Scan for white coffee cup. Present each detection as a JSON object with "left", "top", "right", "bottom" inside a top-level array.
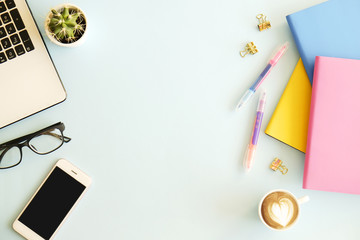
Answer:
[{"left": 258, "top": 189, "right": 309, "bottom": 231}]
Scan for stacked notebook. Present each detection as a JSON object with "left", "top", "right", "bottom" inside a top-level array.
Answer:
[
  {"left": 265, "top": 58, "right": 311, "bottom": 153},
  {"left": 304, "top": 56, "right": 360, "bottom": 194},
  {"left": 266, "top": 0, "right": 360, "bottom": 194},
  {"left": 267, "top": 0, "right": 360, "bottom": 153}
]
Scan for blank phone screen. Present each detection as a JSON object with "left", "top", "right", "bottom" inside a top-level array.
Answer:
[{"left": 18, "top": 167, "right": 86, "bottom": 240}]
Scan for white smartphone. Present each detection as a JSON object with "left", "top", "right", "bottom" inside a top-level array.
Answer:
[{"left": 13, "top": 159, "right": 92, "bottom": 240}]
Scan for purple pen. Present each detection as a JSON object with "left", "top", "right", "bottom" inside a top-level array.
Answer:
[{"left": 244, "top": 90, "right": 266, "bottom": 172}]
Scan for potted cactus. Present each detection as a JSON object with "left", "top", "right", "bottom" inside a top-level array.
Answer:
[{"left": 44, "top": 4, "right": 87, "bottom": 47}]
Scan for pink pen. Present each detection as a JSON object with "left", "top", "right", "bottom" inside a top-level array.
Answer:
[
  {"left": 236, "top": 42, "right": 288, "bottom": 110},
  {"left": 244, "top": 91, "right": 266, "bottom": 172}
]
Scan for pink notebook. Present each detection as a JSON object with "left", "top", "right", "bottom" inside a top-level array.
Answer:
[{"left": 304, "top": 56, "right": 360, "bottom": 194}]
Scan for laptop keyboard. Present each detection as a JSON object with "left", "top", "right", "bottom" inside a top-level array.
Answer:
[{"left": 0, "top": 0, "right": 34, "bottom": 64}]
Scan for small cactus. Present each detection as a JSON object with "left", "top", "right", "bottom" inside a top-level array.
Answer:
[{"left": 48, "top": 6, "right": 85, "bottom": 43}]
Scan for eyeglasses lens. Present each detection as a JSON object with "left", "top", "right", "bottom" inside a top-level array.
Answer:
[
  {"left": 29, "top": 128, "right": 64, "bottom": 154},
  {"left": 0, "top": 146, "right": 21, "bottom": 169}
]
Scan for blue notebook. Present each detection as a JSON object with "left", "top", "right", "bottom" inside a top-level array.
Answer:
[{"left": 286, "top": 0, "right": 360, "bottom": 84}]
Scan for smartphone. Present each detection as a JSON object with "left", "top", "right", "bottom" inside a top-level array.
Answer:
[{"left": 13, "top": 159, "right": 92, "bottom": 240}]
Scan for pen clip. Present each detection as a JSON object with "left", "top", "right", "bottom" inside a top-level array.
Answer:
[
  {"left": 270, "top": 158, "right": 288, "bottom": 175},
  {"left": 240, "top": 42, "right": 258, "bottom": 57},
  {"left": 256, "top": 14, "right": 271, "bottom": 31}
]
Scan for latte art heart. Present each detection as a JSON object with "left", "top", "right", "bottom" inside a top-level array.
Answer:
[
  {"left": 268, "top": 198, "right": 294, "bottom": 227},
  {"left": 260, "top": 191, "right": 299, "bottom": 229}
]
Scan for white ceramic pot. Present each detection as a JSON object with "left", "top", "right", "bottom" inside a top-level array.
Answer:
[{"left": 44, "top": 4, "right": 87, "bottom": 47}]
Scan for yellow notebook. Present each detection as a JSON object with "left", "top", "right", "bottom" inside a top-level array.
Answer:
[{"left": 265, "top": 58, "right": 311, "bottom": 153}]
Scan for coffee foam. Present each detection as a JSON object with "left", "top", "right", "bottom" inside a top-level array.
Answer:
[{"left": 261, "top": 191, "right": 299, "bottom": 229}]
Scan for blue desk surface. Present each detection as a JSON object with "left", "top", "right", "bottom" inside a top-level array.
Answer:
[{"left": 3, "top": 0, "right": 358, "bottom": 239}]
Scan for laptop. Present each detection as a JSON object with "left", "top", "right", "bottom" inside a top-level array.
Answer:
[{"left": 0, "top": 0, "right": 66, "bottom": 128}]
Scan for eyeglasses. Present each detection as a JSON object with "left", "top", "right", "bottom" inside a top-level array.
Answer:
[{"left": 0, "top": 122, "right": 71, "bottom": 169}]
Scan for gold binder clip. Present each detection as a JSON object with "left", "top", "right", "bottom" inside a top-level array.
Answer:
[
  {"left": 270, "top": 158, "right": 288, "bottom": 175},
  {"left": 240, "top": 42, "right": 258, "bottom": 57},
  {"left": 257, "top": 14, "right": 271, "bottom": 31}
]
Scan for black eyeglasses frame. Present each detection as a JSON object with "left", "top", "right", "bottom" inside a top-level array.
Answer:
[{"left": 0, "top": 122, "right": 71, "bottom": 169}]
